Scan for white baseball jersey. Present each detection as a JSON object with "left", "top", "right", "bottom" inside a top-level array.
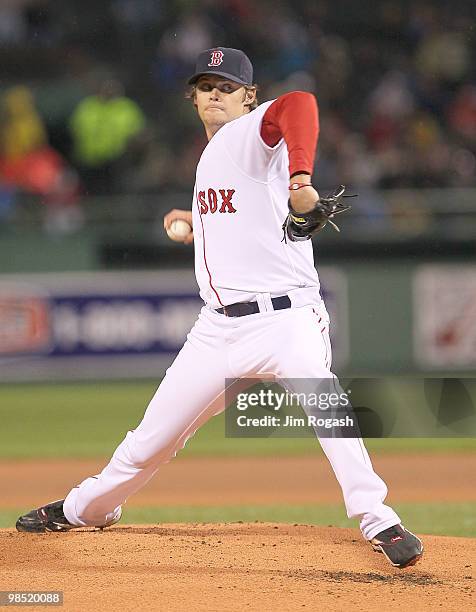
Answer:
[{"left": 192, "top": 100, "right": 321, "bottom": 308}]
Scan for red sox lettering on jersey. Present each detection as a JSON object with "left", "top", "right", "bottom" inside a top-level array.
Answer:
[{"left": 198, "top": 188, "right": 237, "bottom": 214}]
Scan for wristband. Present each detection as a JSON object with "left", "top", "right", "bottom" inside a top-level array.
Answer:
[{"left": 289, "top": 182, "right": 312, "bottom": 191}]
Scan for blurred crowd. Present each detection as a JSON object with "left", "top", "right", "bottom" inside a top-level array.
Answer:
[{"left": 0, "top": 0, "right": 474, "bottom": 231}]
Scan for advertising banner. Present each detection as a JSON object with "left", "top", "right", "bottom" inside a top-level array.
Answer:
[
  {"left": 0, "top": 269, "right": 348, "bottom": 381},
  {"left": 414, "top": 265, "right": 476, "bottom": 369}
]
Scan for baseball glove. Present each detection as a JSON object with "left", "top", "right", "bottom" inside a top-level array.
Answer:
[{"left": 282, "top": 184, "right": 355, "bottom": 242}]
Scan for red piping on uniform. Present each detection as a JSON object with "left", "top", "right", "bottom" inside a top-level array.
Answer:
[
  {"left": 313, "top": 308, "right": 330, "bottom": 369},
  {"left": 196, "top": 188, "right": 224, "bottom": 307}
]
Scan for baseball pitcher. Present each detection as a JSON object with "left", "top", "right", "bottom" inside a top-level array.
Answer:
[{"left": 17, "top": 48, "right": 423, "bottom": 569}]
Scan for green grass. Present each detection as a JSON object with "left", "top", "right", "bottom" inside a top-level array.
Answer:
[
  {"left": 3, "top": 503, "right": 475, "bottom": 537},
  {"left": 1, "top": 381, "right": 475, "bottom": 458}
]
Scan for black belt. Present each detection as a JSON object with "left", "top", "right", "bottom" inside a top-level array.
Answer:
[{"left": 216, "top": 295, "right": 292, "bottom": 317}]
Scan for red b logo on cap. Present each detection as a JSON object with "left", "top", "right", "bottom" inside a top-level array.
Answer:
[{"left": 208, "top": 50, "right": 224, "bottom": 67}]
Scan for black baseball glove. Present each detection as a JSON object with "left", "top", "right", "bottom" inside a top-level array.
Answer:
[{"left": 282, "top": 185, "right": 355, "bottom": 242}]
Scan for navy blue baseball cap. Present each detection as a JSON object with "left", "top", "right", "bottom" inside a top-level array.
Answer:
[{"left": 188, "top": 47, "right": 253, "bottom": 86}]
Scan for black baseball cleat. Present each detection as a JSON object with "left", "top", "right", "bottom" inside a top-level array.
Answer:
[
  {"left": 16, "top": 499, "right": 122, "bottom": 533},
  {"left": 370, "top": 524, "right": 423, "bottom": 568}
]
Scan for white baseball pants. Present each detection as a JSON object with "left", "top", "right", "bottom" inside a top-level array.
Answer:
[{"left": 63, "top": 295, "right": 400, "bottom": 540}]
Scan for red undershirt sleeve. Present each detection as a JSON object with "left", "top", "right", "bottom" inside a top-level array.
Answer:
[{"left": 260, "top": 91, "right": 319, "bottom": 177}]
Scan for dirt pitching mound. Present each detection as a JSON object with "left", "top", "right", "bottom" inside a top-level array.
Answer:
[{"left": 1, "top": 524, "right": 474, "bottom": 611}]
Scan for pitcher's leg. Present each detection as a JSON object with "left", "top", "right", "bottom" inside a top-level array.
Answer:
[
  {"left": 317, "top": 437, "right": 400, "bottom": 539},
  {"left": 64, "top": 318, "right": 229, "bottom": 526},
  {"left": 267, "top": 304, "right": 400, "bottom": 540}
]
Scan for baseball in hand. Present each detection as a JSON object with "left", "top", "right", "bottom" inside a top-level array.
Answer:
[{"left": 166, "top": 219, "right": 192, "bottom": 241}]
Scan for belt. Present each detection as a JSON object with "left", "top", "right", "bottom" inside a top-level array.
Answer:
[{"left": 215, "top": 295, "right": 292, "bottom": 317}]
